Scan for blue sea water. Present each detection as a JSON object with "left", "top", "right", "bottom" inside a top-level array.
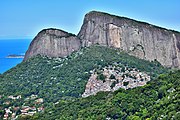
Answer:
[{"left": 0, "top": 39, "right": 32, "bottom": 74}]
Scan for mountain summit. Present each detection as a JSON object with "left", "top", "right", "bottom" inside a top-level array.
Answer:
[
  {"left": 24, "top": 28, "right": 81, "bottom": 61},
  {"left": 1, "top": 11, "right": 179, "bottom": 120},
  {"left": 24, "top": 11, "right": 180, "bottom": 68}
]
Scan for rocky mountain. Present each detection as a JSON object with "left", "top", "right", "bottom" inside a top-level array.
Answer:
[
  {"left": 24, "top": 11, "right": 180, "bottom": 68},
  {"left": 24, "top": 28, "right": 81, "bottom": 61},
  {"left": 1, "top": 11, "right": 179, "bottom": 120},
  {"left": 78, "top": 11, "right": 180, "bottom": 68}
]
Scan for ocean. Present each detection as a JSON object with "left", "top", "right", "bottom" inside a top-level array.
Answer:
[{"left": 0, "top": 39, "right": 32, "bottom": 74}]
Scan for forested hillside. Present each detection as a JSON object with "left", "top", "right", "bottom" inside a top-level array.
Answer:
[
  {"left": 0, "top": 46, "right": 168, "bottom": 119},
  {"left": 25, "top": 70, "right": 180, "bottom": 120}
]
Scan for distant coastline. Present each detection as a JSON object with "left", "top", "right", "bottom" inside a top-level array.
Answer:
[{"left": 6, "top": 54, "right": 24, "bottom": 59}]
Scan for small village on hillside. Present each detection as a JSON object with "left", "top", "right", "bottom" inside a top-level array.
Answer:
[
  {"left": 0, "top": 94, "right": 44, "bottom": 120},
  {"left": 82, "top": 62, "right": 151, "bottom": 97}
]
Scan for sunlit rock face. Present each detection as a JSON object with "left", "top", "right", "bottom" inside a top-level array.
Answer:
[
  {"left": 82, "top": 66, "right": 151, "bottom": 98},
  {"left": 78, "top": 11, "right": 180, "bottom": 68},
  {"left": 24, "top": 11, "right": 180, "bottom": 68},
  {"left": 24, "top": 28, "right": 81, "bottom": 61}
]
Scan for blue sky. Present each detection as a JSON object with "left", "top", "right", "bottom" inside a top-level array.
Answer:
[{"left": 0, "top": 0, "right": 180, "bottom": 39}]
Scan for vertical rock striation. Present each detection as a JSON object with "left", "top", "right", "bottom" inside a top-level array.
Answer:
[
  {"left": 24, "top": 11, "right": 180, "bottom": 68},
  {"left": 78, "top": 11, "right": 180, "bottom": 68},
  {"left": 24, "top": 28, "right": 81, "bottom": 61}
]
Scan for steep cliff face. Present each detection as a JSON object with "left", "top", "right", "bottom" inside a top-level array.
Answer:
[
  {"left": 24, "top": 28, "right": 81, "bottom": 61},
  {"left": 78, "top": 11, "right": 180, "bottom": 68},
  {"left": 24, "top": 11, "right": 180, "bottom": 68}
]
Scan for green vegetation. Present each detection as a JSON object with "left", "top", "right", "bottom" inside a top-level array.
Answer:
[
  {"left": 0, "top": 45, "right": 168, "bottom": 119},
  {"left": 123, "top": 81, "right": 129, "bottom": 86},
  {"left": 26, "top": 70, "right": 180, "bottom": 120},
  {"left": 110, "top": 74, "right": 116, "bottom": 79},
  {"left": 97, "top": 73, "right": 106, "bottom": 82},
  {"left": 110, "top": 81, "right": 116, "bottom": 89}
]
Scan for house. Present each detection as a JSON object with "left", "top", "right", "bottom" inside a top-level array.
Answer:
[
  {"left": 3, "top": 113, "right": 8, "bottom": 120},
  {"left": 11, "top": 113, "right": 16, "bottom": 119},
  {"left": 21, "top": 109, "right": 28, "bottom": 114},
  {"left": 30, "top": 106, "right": 36, "bottom": 111},
  {"left": 5, "top": 108, "right": 12, "bottom": 114},
  {"left": 38, "top": 107, "right": 44, "bottom": 112},
  {"left": 8, "top": 95, "right": 21, "bottom": 100},
  {"left": 13, "top": 107, "right": 20, "bottom": 111},
  {"left": 26, "top": 111, "right": 36, "bottom": 116},
  {"left": 35, "top": 98, "right": 43, "bottom": 104},
  {"left": 30, "top": 94, "right": 38, "bottom": 100}
]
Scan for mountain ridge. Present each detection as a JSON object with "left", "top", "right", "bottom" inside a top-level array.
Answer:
[
  {"left": 78, "top": 11, "right": 180, "bottom": 68},
  {"left": 24, "top": 11, "right": 180, "bottom": 68},
  {"left": 84, "top": 11, "right": 180, "bottom": 33},
  {"left": 1, "top": 11, "right": 179, "bottom": 120}
]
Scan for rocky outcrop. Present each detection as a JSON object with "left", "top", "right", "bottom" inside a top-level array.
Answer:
[
  {"left": 82, "top": 73, "right": 111, "bottom": 98},
  {"left": 24, "top": 11, "right": 180, "bottom": 68},
  {"left": 24, "top": 28, "right": 81, "bottom": 61},
  {"left": 82, "top": 65, "right": 150, "bottom": 97},
  {"left": 78, "top": 11, "right": 180, "bottom": 68}
]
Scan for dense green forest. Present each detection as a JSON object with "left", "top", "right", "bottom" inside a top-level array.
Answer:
[
  {"left": 24, "top": 70, "right": 180, "bottom": 120},
  {"left": 0, "top": 46, "right": 171, "bottom": 119}
]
